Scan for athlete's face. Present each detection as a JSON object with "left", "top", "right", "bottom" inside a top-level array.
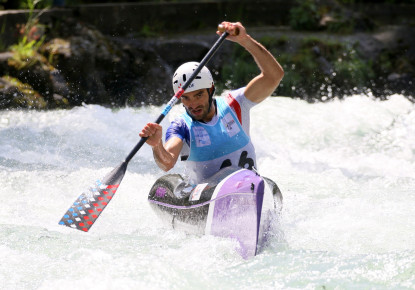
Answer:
[{"left": 181, "top": 88, "right": 214, "bottom": 122}]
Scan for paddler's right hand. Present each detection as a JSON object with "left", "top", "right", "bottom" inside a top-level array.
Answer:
[{"left": 139, "top": 123, "right": 163, "bottom": 147}]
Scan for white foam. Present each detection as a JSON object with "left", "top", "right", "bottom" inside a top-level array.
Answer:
[{"left": 1, "top": 94, "right": 415, "bottom": 288}]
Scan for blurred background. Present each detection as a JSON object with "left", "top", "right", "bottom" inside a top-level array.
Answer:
[{"left": 0, "top": 0, "right": 414, "bottom": 109}]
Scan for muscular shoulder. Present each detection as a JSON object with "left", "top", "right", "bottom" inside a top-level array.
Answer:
[
  {"left": 166, "top": 117, "right": 190, "bottom": 144},
  {"left": 227, "top": 87, "right": 257, "bottom": 110},
  {"left": 222, "top": 87, "right": 256, "bottom": 125}
]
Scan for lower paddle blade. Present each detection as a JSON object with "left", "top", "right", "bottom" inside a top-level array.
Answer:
[{"left": 58, "top": 162, "right": 128, "bottom": 232}]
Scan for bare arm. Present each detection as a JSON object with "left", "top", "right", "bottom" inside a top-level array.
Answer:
[
  {"left": 139, "top": 123, "right": 183, "bottom": 171},
  {"left": 218, "top": 22, "right": 284, "bottom": 103}
]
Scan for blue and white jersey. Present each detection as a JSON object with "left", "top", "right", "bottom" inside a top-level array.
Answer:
[{"left": 166, "top": 87, "right": 257, "bottom": 184}]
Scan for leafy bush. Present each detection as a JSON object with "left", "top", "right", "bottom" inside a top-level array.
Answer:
[
  {"left": 289, "top": 0, "right": 321, "bottom": 31},
  {"left": 8, "top": 0, "right": 48, "bottom": 69},
  {"left": 218, "top": 35, "right": 378, "bottom": 100},
  {"left": 8, "top": 35, "right": 45, "bottom": 69}
]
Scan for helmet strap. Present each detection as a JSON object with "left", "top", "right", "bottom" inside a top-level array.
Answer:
[{"left": 207, "top": 85, "right": 216, "bottom": 113}]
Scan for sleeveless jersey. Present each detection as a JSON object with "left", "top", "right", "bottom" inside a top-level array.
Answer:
[{"left": 180, "top": 97, "right": 256, "bottom": 184}]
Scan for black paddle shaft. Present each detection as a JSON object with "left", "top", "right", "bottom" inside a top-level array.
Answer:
[
  {"left": 124, "top": 31, "right": 229, "bottom": 164},
  {"left": 59, "top": 28, "right": 231, "bottom": 232}
]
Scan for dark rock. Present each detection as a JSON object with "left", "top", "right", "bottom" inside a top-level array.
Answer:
[
  {"left": 354, "top": 33, "right": 385, "bottom": 61},
  {"left": 387, "top": 73, "right": 414, "bottom": 94},
  {"left": 8, "top": 62, "right": 54, "bottom": 103},
  {"left": 0, "top": 76, "right": 47, "bottom": 109},
  {"left": 50, "top": 69, "right": 70, "bottom": 98},
  {"left": 0, "top": 52, "right": 14, "bottom": 74}
]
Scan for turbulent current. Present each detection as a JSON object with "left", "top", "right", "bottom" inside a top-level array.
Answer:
[{"left": 1, "top": 93, "right": 414, "bottom": 289}]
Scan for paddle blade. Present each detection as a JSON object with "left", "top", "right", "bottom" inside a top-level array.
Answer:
[{"left": 58, "top": 162, "right": 128, "bottom": 232}]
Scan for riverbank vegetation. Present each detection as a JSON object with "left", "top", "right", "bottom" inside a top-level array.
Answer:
[{"left": 0, "top": 0, "right": 414, "bottom": 109}]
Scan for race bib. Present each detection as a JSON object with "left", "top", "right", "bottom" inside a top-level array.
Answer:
[
  {"left": 193, "top": 126, "right": 211, "bottom": 147},
  {"left": 222, "top": 112, "right": 240, "bottom": 137}
]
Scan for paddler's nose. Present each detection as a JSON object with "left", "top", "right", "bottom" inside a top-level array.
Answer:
[{"left": 186, "top": 97, "right": 198, "bottom": 110}]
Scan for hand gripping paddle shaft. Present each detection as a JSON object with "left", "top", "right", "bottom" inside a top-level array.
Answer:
[{"left": 58, "top": 26, "right": 231, "bottom": 232}]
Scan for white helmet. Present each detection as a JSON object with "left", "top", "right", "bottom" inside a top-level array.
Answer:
[{"left": 172, "top": 62, "right": 214, "bottom": 94}]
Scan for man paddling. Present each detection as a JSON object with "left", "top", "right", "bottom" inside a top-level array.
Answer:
[{"left": 139, "top": 21, "right": 284, "bottom": 184}]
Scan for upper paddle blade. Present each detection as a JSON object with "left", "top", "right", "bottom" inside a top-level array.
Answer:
[{"left": 58, "top": 162, "right": 128, "bottom": 232}]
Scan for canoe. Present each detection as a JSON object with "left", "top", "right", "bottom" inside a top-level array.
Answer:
[{"left": 148, "top": 167, "right": 283, "bottom": 259}]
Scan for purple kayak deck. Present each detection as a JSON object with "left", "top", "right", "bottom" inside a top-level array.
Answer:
[
  {"left": 205, "top": 169, "right": 265, "bottom": 258},
  {"left": 148, "top": 168, "right": 274, "bottom": 259}
]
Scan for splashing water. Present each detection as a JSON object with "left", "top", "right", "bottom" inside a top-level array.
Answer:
[{"left": 1, "top": 94, "right": 414, "bottom": 289}]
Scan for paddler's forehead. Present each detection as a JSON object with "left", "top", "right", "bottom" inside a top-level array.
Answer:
[{"left": 181, "top": 89, "right": 206, "bottom": 100}]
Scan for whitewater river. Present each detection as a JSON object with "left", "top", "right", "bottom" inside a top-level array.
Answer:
[{"left": 1, "top": 93, "right": 414, "bottom": 289}]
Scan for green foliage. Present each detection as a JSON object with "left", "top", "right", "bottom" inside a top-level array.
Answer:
[
  {"left": 138, "top": 24, "right": 162, "bottom": 37},
  {"left": 289, "top": 0, "right": 321, "bottom": 31},
  {"left": 19, "top": 0, "right": 52, "bottom": 9},
  {"left": 0, "top": 20, "right": 6, "bottom": 52},
  {"left": 216, "top": 44, "right": 258, "bottom": 93},
  {"left": 289, "top": 0, "right": 376, "bottom": 34},
  {"left": 259, "top": 35, "right": 288, "bottom": 50},
  {"left": 217, "top": 35, "right": 291, "bottom": 94},
  {"left": 276, "top": 38, "right": 377, "bottom": 99},
  {"left": 326, "top": 18, "right": 355, "bottom": 34},
  {"left": 9, "top": 35, "right": 45, "bottom": 69},
  {"left": 217, "top": 35, "right": 378, "bottom": 100},
  {"left": 332, "top": 48, "right": 375, "bottom": 89},
  {"left": 337, "top": 0, "right": 415, "bottom": 3},
  {"left": 372, "top": 45, "right": 414, "bottom": 77},
  {"left": 336, "top": 0, "right": 356, "bottom": 3},
  {"left": 8, "top": 0, "right": 48, "bottom": 69}
]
